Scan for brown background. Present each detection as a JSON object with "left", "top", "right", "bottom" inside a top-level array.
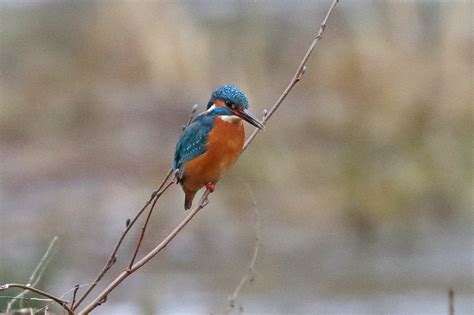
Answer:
[{"left": 1, "top": 1, "right": 472, "bottom": 314}]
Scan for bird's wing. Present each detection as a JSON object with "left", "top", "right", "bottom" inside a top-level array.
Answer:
[{"left": 173, "top": 114, "right": 214, "bottom": 182}]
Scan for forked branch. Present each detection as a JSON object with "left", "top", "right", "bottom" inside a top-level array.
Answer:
[
  {"left": 0, "top": 284, "right": 73, "bottom": 315},
  {"left": 73, "top": 104, "right": 200, "bottom": 310},
  {"left": 71, "top": 170, "right": 173, "bottom": 310},
  {"left": 225, "top": 186, "right": 261, "bottom": 314},
  {"left": 79, "top": 191, "right": 211, "bottom": 314}
]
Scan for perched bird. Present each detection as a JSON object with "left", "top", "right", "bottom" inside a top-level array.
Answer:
[{"left": 173, "top": 84, "right": 264, "bottom": 210}]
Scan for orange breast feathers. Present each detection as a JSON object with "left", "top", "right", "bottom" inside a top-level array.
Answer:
[{"left": 182, "top": 117, "right": 244, "bottom": 193}]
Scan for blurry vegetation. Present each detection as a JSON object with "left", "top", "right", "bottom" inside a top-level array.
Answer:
[{"left": 1, "top": 1, "right": 472, "bottom": 313}]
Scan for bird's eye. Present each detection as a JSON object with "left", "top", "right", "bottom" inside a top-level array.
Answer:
[{"left": 225, "top": 100, "right": 236, "bottom": 110}]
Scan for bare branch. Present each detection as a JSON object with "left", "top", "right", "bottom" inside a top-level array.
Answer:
[
  {"left": 7, "top": 236, "right": 58, "bottom": 313},
  {"left": 128, "top": 104, "right": 199, "bottom": 268},
  {"left": 79, "top": 190, "right": 211, "bottom": 314},
  {"left": 72, "top": 169, "right": 173, "bottom": 310},
  {"left": 70, "top": 284, "right": 80, "bottom": 310},
  {"left": 73, "top": 103, "right": 199, "bottom": 309},
  {"left": 0, "top": 296, "right": 53, "bottom": 302},
  {"left": 225, "top": 186, "right": 261, "bottom": 314},
  {"left": 448, "top": 288, "right": 455, "bottom": 315},
  {"left": 35, "top": 282, "right": 96, "bottom": 314},
  {"left": 128, "top": 179, "right": 175, "bottom": 269},
  {"left": 243, "top": 0, "right": 339, "bottom": 152},
  {"left": 183, "top": 104, "right": 199, "bottom": 130},
  {"left": 1, "top": 284, "right": 73, "bottom": 315}
]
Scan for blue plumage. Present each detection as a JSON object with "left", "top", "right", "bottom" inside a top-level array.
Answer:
[
  {"left": 173, "top": 106, "right": 237, "bottom": 180},
  {"left": 174, "top": 85, "right": 250, "bottom": 182},
  {"left": 173, "top": 84, "right": 263, "bottom": 209},
  {"left": 207, "top": 84, "right": 249, "bottom": 109},
  {"left": 173, "top": 113, "right": 213, "bottom": 182}
]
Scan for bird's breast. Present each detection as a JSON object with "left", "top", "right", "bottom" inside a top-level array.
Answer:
[
  {"left": 182, "top": 116, "right": 244, "bottom": 191},
  {"left": 206, "top": 116, "right": 244, "bottom": 172}
]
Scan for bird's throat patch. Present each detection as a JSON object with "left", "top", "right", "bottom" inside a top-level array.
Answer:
[{"left": 219, "top": 115, "right": 242, "bottom": 123}]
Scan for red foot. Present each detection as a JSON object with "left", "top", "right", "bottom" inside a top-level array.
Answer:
[{"left": 205, "top": 182, "right": 216, "bottom": 192}]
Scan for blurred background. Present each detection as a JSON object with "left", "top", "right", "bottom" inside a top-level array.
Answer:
[{"left": 1, "top": 1, "right": 472, "bottom": 314}]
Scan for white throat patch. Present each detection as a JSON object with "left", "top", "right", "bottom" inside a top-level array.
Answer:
[{"left": 219, "top": 115, "right": 242, "bottom": 123}]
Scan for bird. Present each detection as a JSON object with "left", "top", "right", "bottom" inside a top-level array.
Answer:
[{"left": 173, "top": 84, "right": 264, "bottom": 210}]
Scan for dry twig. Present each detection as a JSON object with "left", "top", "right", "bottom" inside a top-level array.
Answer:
[
  {"left": 225, "top": 186, "right": 261, "bottom": 314},
  {"left": 6, "top": 237, "right": 58, "bottom": 313},
  {"left": 243, "top": 0, "right": 339, "bottom": 152},
  {"left": 78, "top": 0, "right": 339, "bottom": 313},
  {"left": 71, "top": 169, "right": 173, "bottom": 309},
  {"left": 128, "top": 104, "right": 198, "bottom": 269},
  {"left": 35, "top": 283, "right": 96, "bottom": 314},
  {"left": 127, "top": 179, "right": 175, "bottom": 269},
  {"left": 79, "top": 191, "right": 211, "bottom": 314},
  {"left": 73, "top": 105, "right": 199, "bottom": 310},
  {"left": 448, "top": 288, "right": 455, "bottom": 315},
  {"left": 0, "top": 284, "right": 73, "bottom": 315},
  {"left": 70, "top": 284, "right": 80, "bottom": 310}
]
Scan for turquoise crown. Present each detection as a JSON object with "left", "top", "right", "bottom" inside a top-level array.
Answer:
[{"left": 207, "top": 84, "right": 249, "bottom": 109}]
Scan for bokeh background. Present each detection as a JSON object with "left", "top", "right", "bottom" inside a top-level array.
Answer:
[{"left": 1, "top": 1, "right": 472, "bottom": 314}]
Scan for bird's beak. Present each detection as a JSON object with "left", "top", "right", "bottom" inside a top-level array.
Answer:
[{"left": 235, "top": 108, "right": 265, "bottom": 129}]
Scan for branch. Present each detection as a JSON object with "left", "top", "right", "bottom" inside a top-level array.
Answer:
[
  {"left": 79, "top": 1, "right": 339, "bottom": 312},
  {"left": 79, "top": 191, "right": 211, "bottom": 314},
  {"left": 7, "top": 236, "right": 58, "bottom": 312},
  {"left": 0, "top": 284, "right": 73, "bottom": 315},
  {"left": 127, "top": 104, "right": 198, "bottom": 269},
  {"left": 35, "top": 282, "right": 96, "bottom": 314},
  {"left": 225, "top": 186, "right": 261, "bottom": 314},
  {"left": 448, "top": 288, "right": 454, "bottom": 315},
  {"left": 73, "top": 104, "right": 198, "bottom": 310},
  {"left": 127, "top": 179, "right": 175, "bottom": 269},
  {"left": 72, "top": 169, "right": 173, "bottom": 310},
  {"left": 243, "top": 0, "right": 339, "bottom": 152},
  {"left": 70, "top": 284, "right": 80, "bottom": 310}
]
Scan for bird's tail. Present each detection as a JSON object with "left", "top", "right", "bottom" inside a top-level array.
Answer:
[{"left": 184, "top": 191, "right": 197, "bottom": 210}]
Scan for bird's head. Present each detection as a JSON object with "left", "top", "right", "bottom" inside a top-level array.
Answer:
[{"left": 206, "top": 84, "right": 264, "bottom": 129}]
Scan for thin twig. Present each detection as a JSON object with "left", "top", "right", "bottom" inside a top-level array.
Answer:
[
  {"left": 72, "top": 169, "right": 173, "bottom": 310},
  {"left": 127, "top": 104, "right": 198, "bottom": 269},
  {"left": 79, "top": 1, "right": 339, "bottom": 312},
  {"left": 448, "top": 288, "right": 454, "bottom": 315},
  {"left": 7, "top": 236, "right": 58, "bottom": 312},
  {"left": 184, "top": 104, "right": 199, "bottom": 130},
  {"left": 127, "top": 180, "right": 175, "bottom": 269},
  {"left": 34, "top": 282, "right": 96, "bottom": 315},
  {"left": 73, "top": 104, "right": 198, "bottom": 310},
  {"left": 79, "top": 190, "right": 211, "bottom": 314},
  {"left": 0, "top": 284, "right": 73, "bottom": 315},
  {"left": 225, "top": 185, "right": 261, "bottom": 314},
  {"left": 243, "top": 0, "right": 339, "bottom": 152},
  {"left": 0, "top": 296, "right": 54, "bottom": 302},
  {"left": 70, "top": 284, "right": 80, "bottom": 310}
]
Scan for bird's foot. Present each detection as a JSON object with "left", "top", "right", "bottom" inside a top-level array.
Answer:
[{"left": 205, "top": 182, "right": 216, "bottom": 192}]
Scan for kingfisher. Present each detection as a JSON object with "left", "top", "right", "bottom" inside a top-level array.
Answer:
[{"left": 173, "top": 84, "right": 264, "bottom": 210}]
